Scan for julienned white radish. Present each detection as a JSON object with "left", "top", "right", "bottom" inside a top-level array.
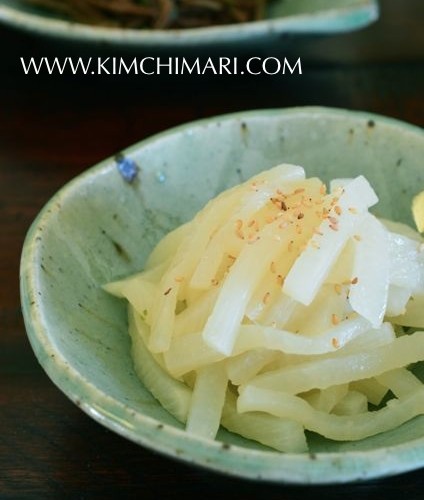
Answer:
[
  {"left": 348, "top": 213, "right": 389, "bottom": 327},
  {"left": 105, "top": 165, "right": 424, "bottom": 452},
  {"left": 282, "top": 175, "right": 378, "bottom": 306}
]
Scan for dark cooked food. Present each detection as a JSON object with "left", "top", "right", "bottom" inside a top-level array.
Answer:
[{"left": 25, "top": 0, "right": 268, "bottom": 29}]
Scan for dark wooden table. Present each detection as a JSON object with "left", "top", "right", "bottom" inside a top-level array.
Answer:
[{"left": 1, "top": 0, "right": 423, "bottom": 498}]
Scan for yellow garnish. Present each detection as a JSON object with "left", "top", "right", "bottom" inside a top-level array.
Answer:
[{"left": 412, "top": 190, "right": 424, "bottom": 233}]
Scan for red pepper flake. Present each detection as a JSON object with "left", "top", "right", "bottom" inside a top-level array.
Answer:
[
  {"left": 164, "top": 287, "right": 172, "bottom": 296},
  {"left": 351, "top": 277, "right": 359, "bottom": 285}
]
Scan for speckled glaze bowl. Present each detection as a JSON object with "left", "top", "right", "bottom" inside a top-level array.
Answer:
[
  {"left": 0, "top": 0, "right": 378, "bottom": 47},
  {"left": 20, "top": 107, "right": 424, "bottom": 484}
]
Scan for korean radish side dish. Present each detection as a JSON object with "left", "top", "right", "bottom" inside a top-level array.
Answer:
[{"left": 105, "top": 164, "right": 424, "bottom": 452}]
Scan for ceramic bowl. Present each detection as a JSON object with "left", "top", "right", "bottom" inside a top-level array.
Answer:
[
  {"left": 20, "top": 107, "right": 424, "bottom": 483},
  {"left": 0, "top": 0, "right": 378, "bottom": 47}
]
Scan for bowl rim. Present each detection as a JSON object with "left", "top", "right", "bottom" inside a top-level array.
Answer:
[
  {"left": 0, "top": 0, "right": 378, "bottom": 45},
  {"left": 20, "top": 106, "right": 424, "bottom": 484}
]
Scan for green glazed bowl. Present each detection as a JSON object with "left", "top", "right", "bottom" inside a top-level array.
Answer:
[
  {"left": 0, "top": 0, "right": 378, "bottom": 47},
  {"left": 20, "top": 107, "right": 424, "bottom": 484}
]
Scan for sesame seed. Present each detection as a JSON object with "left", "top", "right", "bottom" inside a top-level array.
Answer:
[{"left": 331, "top": 314, "right": 340, "bottom": 326}]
